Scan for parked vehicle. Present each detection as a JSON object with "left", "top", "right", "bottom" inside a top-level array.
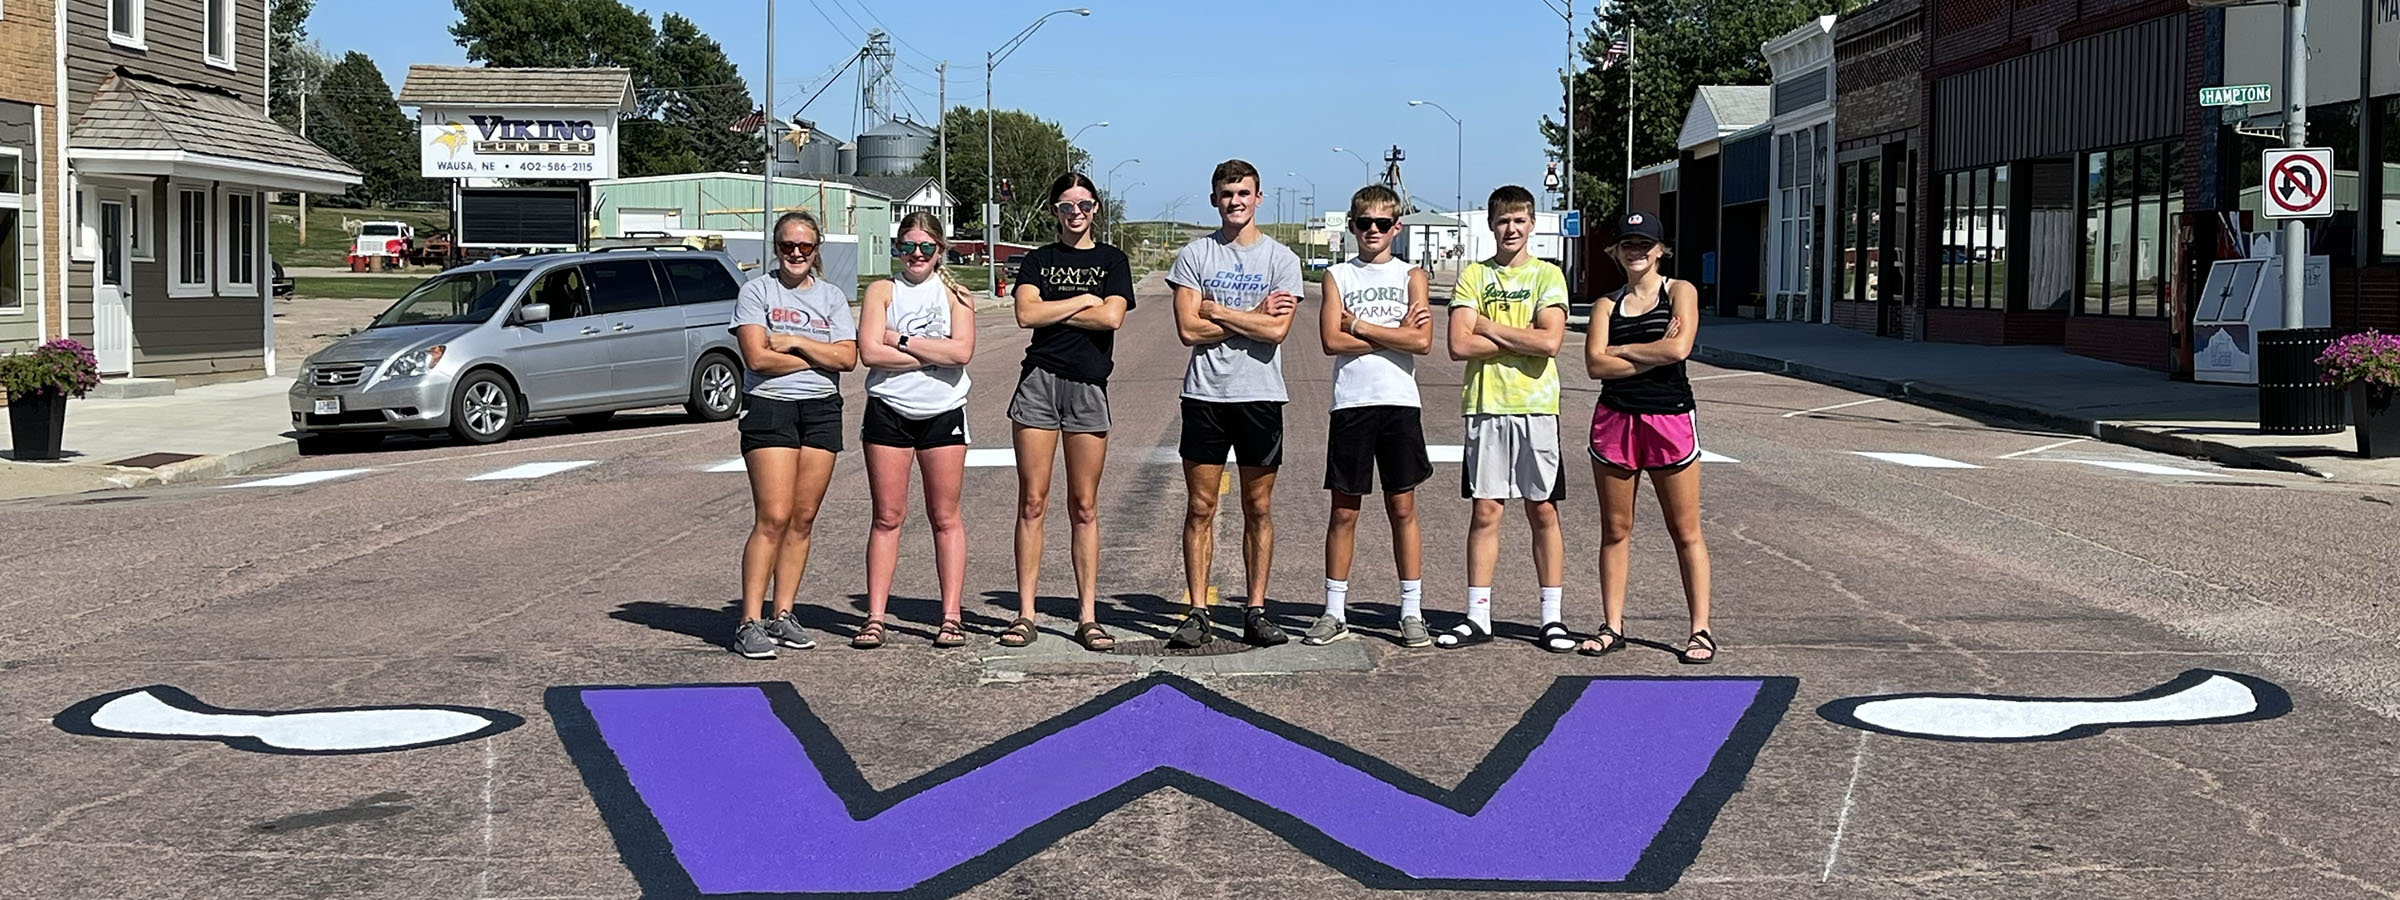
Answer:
[
  {"left": 271, "top": 258, "right": 294, "bottom": 297},
  {"left": 289, "top": 247, "right": 751, "bottom": 450},
  {"left": 349, "top": 221, "right": 417, "bottom": 272}
]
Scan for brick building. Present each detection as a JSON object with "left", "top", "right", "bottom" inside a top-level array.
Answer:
[
  {"left": 0, "top": 0, "right": 61, "bottom": 355},
  {"left": 1831, "top": 0, "right": 1923, "bottom": 339}
]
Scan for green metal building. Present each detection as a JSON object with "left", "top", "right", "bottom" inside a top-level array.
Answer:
[{"left": 592, "top": 172, "right": 895, "bottom": 277}]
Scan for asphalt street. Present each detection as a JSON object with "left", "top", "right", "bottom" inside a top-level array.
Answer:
[{"left": 4, "top": 272, "right": 2398, "bottom": 899}]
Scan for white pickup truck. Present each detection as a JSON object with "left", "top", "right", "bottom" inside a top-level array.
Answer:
[{"left": 349, "top": 221, "right": 416, "bottom": 270}]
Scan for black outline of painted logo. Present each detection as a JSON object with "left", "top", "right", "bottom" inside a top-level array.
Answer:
[
  {"left": 1815, "top": 669, "right": 2292, "bottom": 743},
  {"left": 53, "top": 685, "right": 524, "bottom": 756}
]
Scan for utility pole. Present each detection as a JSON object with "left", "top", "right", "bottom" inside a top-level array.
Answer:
[
  {"left": 762, "top": 0, "right": 776, "bottom": 271},
  {"left": 297, "top": 91, "right": 308, "bottom": 245},
  {"left": 2281, "top": 0, "right": 2308, "bottom": 329},
  {"left": 937, "top": 62, "right": 948, "bottom": 227}
]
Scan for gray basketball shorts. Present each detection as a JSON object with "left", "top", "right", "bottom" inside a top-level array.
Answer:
[{"left": 1008, "top": 367, "right": 1112, "bottom": 433}]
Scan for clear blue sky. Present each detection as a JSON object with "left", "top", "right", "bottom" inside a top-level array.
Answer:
[{"left": 338, "top": 0, "right": 1586, "bottom": 224}]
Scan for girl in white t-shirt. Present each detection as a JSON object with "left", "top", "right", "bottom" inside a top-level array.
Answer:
[{"left": 854, "top": 213, "right": 979, "bottom": 649}]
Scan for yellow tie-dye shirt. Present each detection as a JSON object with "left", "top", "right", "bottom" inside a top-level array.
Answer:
[{"left": 1455, "top": 258, "right": 1570, "bottom": 416}]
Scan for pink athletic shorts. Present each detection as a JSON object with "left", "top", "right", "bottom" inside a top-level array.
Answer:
[{"left": 1588, "top": 405, "right": 1700, "bottom": 471}]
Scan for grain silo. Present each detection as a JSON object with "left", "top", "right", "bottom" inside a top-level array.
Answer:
[{"left": 857, "top": 119, "right": 936, "bottom": 177}]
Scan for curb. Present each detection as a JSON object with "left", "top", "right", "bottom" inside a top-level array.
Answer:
[
  {"left": 1691, "top": 345, "right": 2335, "bottom": 480},
  {"left": 1, "top": 438, "right": 300, "bottom": 501}
]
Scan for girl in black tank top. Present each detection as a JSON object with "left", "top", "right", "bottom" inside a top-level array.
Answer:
[
  {"left": 1579, "top": 214, "right": 1718, "bottom": 665},
  {"left": 1599, "top": 281, "right": 1695, "bottom": 414}
]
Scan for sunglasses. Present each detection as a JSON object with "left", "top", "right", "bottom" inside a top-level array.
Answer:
[
  {"left": 893, "top": 240, "right": 941, "bottom": 257},
  {"left": 776, "top": 240, "right": 818, "bottom": 256},
  {"left": 1350, "top": 216, "right": 1397, "bottom": 233},
  {"left": 1054, "top": 199, "right": 1098, "bottom": 216}
]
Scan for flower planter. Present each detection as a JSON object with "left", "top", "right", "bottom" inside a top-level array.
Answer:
[
  {"left": 2355, "top": 383, "right": 2400, "bottom": 459},
  {"left": 7, "top": 390, "right": 67, "bottom": 461}
]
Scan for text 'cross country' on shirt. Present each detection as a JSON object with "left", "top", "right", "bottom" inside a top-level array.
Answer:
[
  {"left": 1014, "top": 243, "right": 1137, "bottom": 384},
  {"left": 1168, "top": 232, "right": 1305, "bottom": 403},
  {"left": 1456, "top": 257, "right": 1569, "bottom": 417}
]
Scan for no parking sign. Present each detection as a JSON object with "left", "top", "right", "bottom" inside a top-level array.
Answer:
[{"left": 2261, "top": 148, "right": 2333, "bottom": 219}]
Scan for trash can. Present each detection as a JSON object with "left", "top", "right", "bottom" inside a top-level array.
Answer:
[{"left": 2257, "top": 327, "right": 2345, "bottom": 435}]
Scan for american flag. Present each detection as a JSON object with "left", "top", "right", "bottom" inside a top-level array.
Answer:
[
  {"left": 1600, "top": 35, "right": 1632, "bottom": 70},
  {"left": 728, "top": 108, "right": 766, "bottom": 133}
]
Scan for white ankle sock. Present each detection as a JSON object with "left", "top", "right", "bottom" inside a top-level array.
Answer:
[
  {"left": 1399, "top": 579, "right": 1423, "bottom": 621},
  {"left": 1323, "top": 579, "right": 1349, "bottom": 620},
  {"left": 1541, "top": 586, "right": 1563, "bottom": 625},
  {"left": 1467, "top": 586, "right": 1492, "bottom": 630}
]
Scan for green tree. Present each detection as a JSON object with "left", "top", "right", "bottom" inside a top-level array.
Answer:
[
  {"left": 655, "top": 13, "right": 761, "bottom": 174},
  {"left": 309, "top": 52, "right": 428, "bottom": 206},
  {"left": 913, "top": 107, "right": 1102, "bottom": 242},
  {"left": 1543, "top": 0, "right": 1841, "bottom": 218},
  {"left": 268, "top": 0, "right": 320, "bottom": 131},
  {"left": 451, "top": 0, "right": 660, "bottom": 103}
]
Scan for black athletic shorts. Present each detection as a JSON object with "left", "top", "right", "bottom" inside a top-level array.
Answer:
[
  {"left": 861, "top": 397, "right": 969, "bottom": 450},
  {"left": 1324, "top": 405, "right": 1432, "bottom": 495},
  {"left": 739, "top": 394, "right": 843, "bottom": 454},
  {"left": 1179, "top": 398, "right": 1285, "bottom": 468}
]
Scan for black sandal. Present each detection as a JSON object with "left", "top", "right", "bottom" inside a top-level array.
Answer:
[
  {"left": 1578, "top": 625, "right": 1626, "bottom": 657},
  {"left": 997, "top": 617, "right": 1037, "bottom": 648},
  {"left": 1680, "top": 629, "right": 1718, "bottom": 665},
  {"left": 933, "top": 620, "right": 968, "bottom": 648},
  {"left": 1434, "top": 619, "right": 1492, "bottom": 649},
  {"left": 850, "top": 619, "right": 886, "bottom": 650},
  {"left": 1537, "top": 622, "right": 1578, "bottom": 654},
  {"left": 1074, "top": 621, "right": 1115, "bottom": 652}
]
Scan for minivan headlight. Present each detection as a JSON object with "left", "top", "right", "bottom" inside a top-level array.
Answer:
[{"left": 387, "top": 345, "right": 447, "bottom": 378}]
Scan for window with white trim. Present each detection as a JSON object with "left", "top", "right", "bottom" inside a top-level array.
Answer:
[
  {"left": 204, "top": 0, "right": 232, "bottom": 68},
  {"left": 108, "top": 0, "right": 144, "bottom": 47},
  {"left": 128, "top": 189, "right": 151, "bottom": 260},
  {"left": 221, "top": 191, "right": 257, "bottom": 292},
  {"left": 171, "top": 185, "right": 211, "bottom": 296},
  {"left": 72, "top": 185, "right": 91, "bottom": 261},
  {"left": 0, "top": 150, "right": 21, "bottom": 313}
]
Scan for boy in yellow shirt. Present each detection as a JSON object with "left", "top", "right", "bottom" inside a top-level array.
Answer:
[{"left": 1437, "top": 185, "right": 1574, "bottom": 652}]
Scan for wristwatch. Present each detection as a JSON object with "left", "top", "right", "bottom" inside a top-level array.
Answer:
[{"left": 897, "top": 334, "right": 911, "bottom": 349}]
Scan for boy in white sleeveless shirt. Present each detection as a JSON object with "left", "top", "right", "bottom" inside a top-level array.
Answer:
[{"left": 1306, "top": 185, "right": 1436, "bottom": 648}]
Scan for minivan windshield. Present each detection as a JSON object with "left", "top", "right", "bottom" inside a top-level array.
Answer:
[{"left": 369, "top": 269, "right": 529, "bottom": 328}]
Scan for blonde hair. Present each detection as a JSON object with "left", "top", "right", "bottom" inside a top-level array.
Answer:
[{"left": 893, "top": 211, "right": 969, "bottom": 307}]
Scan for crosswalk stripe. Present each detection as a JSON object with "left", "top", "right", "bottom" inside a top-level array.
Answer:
[
  {"left": 1853, "top": 452, "right": 1983, "bottom": 469},
  {"left": 963, "top": 449, "right": 1016, "bottom": 467},
  {"left": 1699, "top": 450, "right": 1739, "bottom": 463},
  {"left": 708, "top": 458, "right": 748, "bottom": 473},
  {"left": 228, "top": 469, "right": 374, "bottom": 488},
  {"left": 1427, "top": 444, "right": 1465, "bottom": 463},
  {"left": 2062, "top": 460, "right": 2229, "bottom": 478},
  {"left": 468, "top": 460, "right": 597, "bottom": 481}
]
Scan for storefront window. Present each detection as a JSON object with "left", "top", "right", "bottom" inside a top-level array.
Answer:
[
  {"left": 1843, "top": 162, "right": 1862, "bottom": 303},
  {"left": 2380, "top": 96, "right": 2400, "bottom": 258},
  {"left": 2080, "top": 142, "right": 2177, "bottom": 317},
  {"left": 1939, "top": 168, "right": 2009, "bottom": 309},
  {"left": 1863, "top": 162, "right": 1883, "bottom": 302},
  {"left": 2083, "top": 152, "right": 2109, "bottom": 315}
]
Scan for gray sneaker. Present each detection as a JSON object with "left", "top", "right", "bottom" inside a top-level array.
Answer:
[
  {"left": 1399, "top": 616, "right": 1433, "bottom": 648},
  {"left": 762, "top": 609, "right": 816, "bottom": 650},
  {"left": 732, "top": 619, "right": 777, "bottom": 659},
  {"left": 1301, "top": 614, "right": 1351, "bottom": 646}
]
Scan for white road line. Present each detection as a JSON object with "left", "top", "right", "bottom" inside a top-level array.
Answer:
[
  {"left": 708, "top": 458, "right": 748, "bottom": 473},
  {"left": 1148, "top": 447, "right": 1183, "bottom": 464},
  {"left": 1852, "top": 451, "right": 1984, "bottom": 469},
  {"left": 964, "top": 448, "right": 1017, "bottom": 467},
  {"left": 2060, "top": 459, "right": 2231, "bottom": 478},
  {"left": 467, "top": 460, "right": 596, "bottom": 481},
  {"left": 1783, "top": 397, "right": 1889, "bottom": 418},
  {"left": 376, "top": 428, "right": 701, "bottom": 469},
  {"left": 1426, "top": 444, "right": 1465, "bottom": 464},
  {"left": 1821, "top": 729, "right": 1873, "bottom": 883},
  {"left": 228, "top": 468, "right": 374, "bottom": 488},
  {"left": 1690, "top": 371, "right": 1769, "bottom": 382},
  {"left": 1699, "top": 450, "right": 1739, "bottom": 463},
  {"left": 1996, "top": 437, "right": 2089, "bottom": 459}
]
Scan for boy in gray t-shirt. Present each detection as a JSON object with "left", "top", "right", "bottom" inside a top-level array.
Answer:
[{"left": 1165, "top": 159, "right": 1304, "bottom": 651}]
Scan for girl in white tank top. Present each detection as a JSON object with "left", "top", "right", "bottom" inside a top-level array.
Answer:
[{"left": 866, "top": 273, "right": 972, "bottom": 416}]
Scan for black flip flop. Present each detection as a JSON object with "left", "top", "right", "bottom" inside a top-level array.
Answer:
[
  {"left": 1434, "top": 619, "right": 1493, "bottom": 649},
  {"left": 1680, "top": 629, "right": 1719, "bottom": 665},
  {"left": 1577, "top": 625, "right": 1626, "bottom": 657}
]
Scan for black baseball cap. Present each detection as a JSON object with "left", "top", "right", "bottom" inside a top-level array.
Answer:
[{"left": 1613, "top": 211, "right": 1665, "bottom": 245}]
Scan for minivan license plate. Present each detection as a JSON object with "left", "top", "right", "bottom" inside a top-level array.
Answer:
[{"left": 314, "top": 398, "right": 341, "bottom": 415}]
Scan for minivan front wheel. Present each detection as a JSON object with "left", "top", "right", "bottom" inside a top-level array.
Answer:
[
  {"left": 686, "top": 354, "right": 741, "bottom": 422},
  {"left": 450, "top": 371, "right": 519, "bottom": 444}
]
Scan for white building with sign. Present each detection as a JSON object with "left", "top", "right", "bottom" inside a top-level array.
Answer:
[
  {"left": 398, "top": 67, "right": 636, "bottom": 255},
  {"left": 1763, "top": 15, "right": 1838, "bottom": 323}
]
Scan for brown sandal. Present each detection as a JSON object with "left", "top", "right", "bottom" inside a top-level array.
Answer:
[
  {"left": 997, "top": 617, "right": 1037, "bottom": 648},
  {"left": 933, "top": 620, "right": 968, "bottom": 648},
  {"left": 850, "top": 619, "right": 886, "bottom": 650},
  {"left": 1074, "top": 621, "right": 1115, "bottom": 652}
]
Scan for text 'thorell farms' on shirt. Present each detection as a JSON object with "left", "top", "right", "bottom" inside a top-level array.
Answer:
[{"left": 1168, "top": 232, "right": 1305, "bottom": 403}]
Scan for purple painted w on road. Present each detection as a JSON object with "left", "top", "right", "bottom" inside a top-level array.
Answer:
[{"left": 550, "top": 675, "right": 1794, "bottom": 898}]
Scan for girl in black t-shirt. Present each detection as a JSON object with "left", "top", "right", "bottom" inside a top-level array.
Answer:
[{"left": 1002, "top": 173, "right": 1137, "bottom": 652}]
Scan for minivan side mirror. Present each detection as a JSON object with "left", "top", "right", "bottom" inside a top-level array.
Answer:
[{"left": 515, "top": 303, "right": 551, "bottom": 325}]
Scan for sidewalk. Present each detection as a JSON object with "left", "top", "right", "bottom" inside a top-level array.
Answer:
[
  {"left": 1693, "top": 318, "right": 2400, "bottom": 485},
  {"left": 0, "top": 378, "right": 298, "bottom": 501}
]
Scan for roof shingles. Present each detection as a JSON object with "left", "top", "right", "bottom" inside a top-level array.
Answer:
[
  {"left": 70, "top": 70, "right": 358, "bottom": 177},
  {"left": 398, "top": 66, "right": 636, "bottom": 109}
]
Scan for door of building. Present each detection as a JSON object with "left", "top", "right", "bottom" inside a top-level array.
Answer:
[{"left": 94, "top": 200, "right": 133, "bottom": 374}]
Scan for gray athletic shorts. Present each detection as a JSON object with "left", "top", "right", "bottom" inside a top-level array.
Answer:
[
  {"left": 1008, "top": 367, "right": 1112, "bottom": 433},
  {"left": 1462, "top": 414, "right": 1566, "bottom": 501}
]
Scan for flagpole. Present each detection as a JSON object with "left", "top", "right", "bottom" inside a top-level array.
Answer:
[
  {"left": 762, "top": 0, "right": 776, "bottom": 270},
  {"left": 1624, "top": 21, "right": 1635, "bottom": 206}
]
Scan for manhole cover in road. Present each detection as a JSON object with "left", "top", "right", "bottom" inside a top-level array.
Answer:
[
  {"left": 1108, "top": 638, "right": 1262, "bottom": 657},
  {"left": 107, "top": 452, "right": 200, "bottom": 469}
]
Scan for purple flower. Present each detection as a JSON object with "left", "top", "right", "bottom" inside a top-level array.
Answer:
[{"left": 2319, "top": 330, "right": 2400, "bottom": 390}]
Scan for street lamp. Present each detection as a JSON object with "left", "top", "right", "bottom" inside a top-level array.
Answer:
[
  {"left": 1286, "top": 171, "right": 1318, "bottom": 252},
  {"left": 1332, "top": 146, "right": 1372, "bottom": 185},
  {"left": 1408, "top": 99, "right": 1463, "bottom": 217},
  {"left": 988, "top": 7, "right": 1092, "bottom": 293},
  {"left": 1064, "top": 121, "right": 1109, "bottom": 172}
]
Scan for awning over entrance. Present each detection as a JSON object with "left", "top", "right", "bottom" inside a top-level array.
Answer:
[{"left": 66, "top": 69, "right": 361, "bottom": 195}]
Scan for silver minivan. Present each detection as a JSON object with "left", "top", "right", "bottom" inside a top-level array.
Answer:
[{"left": 289, "top": 247, "right": 749, "bottom": 450}]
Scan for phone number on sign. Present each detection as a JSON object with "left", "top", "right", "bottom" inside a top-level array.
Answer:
[{"left": 515, "top": 161, "right": 597, "bottom": 174}]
